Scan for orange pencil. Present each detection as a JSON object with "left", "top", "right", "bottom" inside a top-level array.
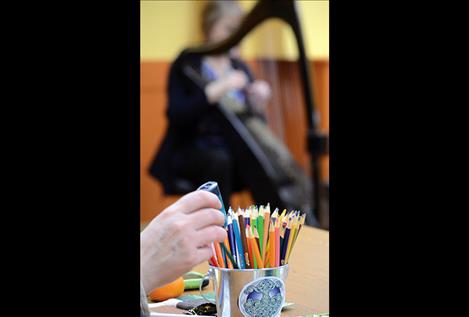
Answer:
[
  {"left": 249, "top": 226, "right": 264, "bottom": 269},
  {"left": 214, "top": 242, "right": 225, "bottom": 268},
  {"left": 246, "top": 225, "right": 256, "bottom": 267},
  {"left": 251, "top": 211, "right": 259, "bottom": 268},
  {"left": 253, "top": 226, "right": 260, "bottom": 249}
]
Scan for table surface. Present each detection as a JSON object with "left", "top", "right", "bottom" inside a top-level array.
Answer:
[{"left": 150, "top": 225, "right": 329, "bottom": 316}]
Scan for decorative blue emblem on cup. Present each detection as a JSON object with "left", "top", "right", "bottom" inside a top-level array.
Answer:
[{"left": 238, "top": 277, "right": 285, "bottom": 317}]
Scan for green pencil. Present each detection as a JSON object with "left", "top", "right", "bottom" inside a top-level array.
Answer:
[
  {"left": 251, "top": 207, "right": 258, "bottom": 268},
  {"left": 257, "top": 206, "right": 265, "bottom": 256}
]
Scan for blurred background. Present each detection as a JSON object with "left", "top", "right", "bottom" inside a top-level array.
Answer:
[{"left": 141, "top": 0, "right": 329, "bottom": 228}]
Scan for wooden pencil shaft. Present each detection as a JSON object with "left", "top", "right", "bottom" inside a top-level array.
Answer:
[
  {"left": 221, "top": 242, "right": 239, "bottom": 269},
  {"left": 250, "top": 232, "right": 264, "bottom": 269},
  {"left": 280, "top": 227, "right": 291, "bottom": 265},
  {"left": 238, "top": 214, "right": 250, "bottom": 268}
]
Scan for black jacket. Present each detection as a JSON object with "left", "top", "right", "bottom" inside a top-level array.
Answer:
[{"left": 149, "top": 51, "right": 255, "bottom": 194}]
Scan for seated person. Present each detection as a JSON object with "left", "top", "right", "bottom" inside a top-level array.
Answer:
[{"left": 149, "top": 0, "right": 271, "bottom": 205}]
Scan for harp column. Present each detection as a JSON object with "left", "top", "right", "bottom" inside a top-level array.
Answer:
[{"left": 277, "top": 0, "right": 329, "bottom": 225}]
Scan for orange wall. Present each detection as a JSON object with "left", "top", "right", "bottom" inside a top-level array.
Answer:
[
  {"left": 140, "top": 62, "right": 173, "bottom": 222},
  {"left": 141, "top": 60, "right": 329, "bottom": 223}
]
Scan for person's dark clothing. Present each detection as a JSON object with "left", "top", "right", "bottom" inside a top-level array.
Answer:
[{"left": 149, "top": 51, "right": 262, "bottom": 204}]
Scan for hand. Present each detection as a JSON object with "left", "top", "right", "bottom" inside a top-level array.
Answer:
[
  {"left": 223, "top": 70, "right": 249, "bottom": 91},
  {"left": 205, "top": 70, "right": 248, "bottom": 103},
  {"left": 247, "top": 80, "right": 271, "bottom": 114},
  {"left": 140, "top": 191, "right": 227, "bottom": 293}
]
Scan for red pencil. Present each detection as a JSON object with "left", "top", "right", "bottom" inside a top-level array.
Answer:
[{"left": 209, "top": 255, "right": 218, "bottom": 267}]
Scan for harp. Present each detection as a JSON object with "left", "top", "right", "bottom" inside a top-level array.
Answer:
[{"left": 181, "top": 0, "right": 328, "bottom": 226}]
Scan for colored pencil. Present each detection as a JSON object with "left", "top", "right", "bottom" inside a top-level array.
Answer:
[
  {"left": 262, "top": 205, "right": 270, "bottom": 262},
  {"left": 210, "top": 203, "right": 305, "bottom": 270},
  {"left": 223, "top": 236, "right": 233, "bottom": 269},
  {"left": 269, "top": 219, "right": 275, "bottom": 268},
  {"left": 244, "top": 207, "right": 250, "bottom": 226},
  {"left": 257, "top": 206, "right": 265, "bottom": 259},
  {"left": 221, "top": 242, "right": 239, "bottom": 269},
  {"left": 209, "top": 255, "right": 218, "bottom": 267},
  {"left": 232, "top": 210, "right": 246, "bottom": 269},
  {"left": 246, "top": 226, "right": 254, "bottom": 270},
  {"left": 279, "top": 209, "right": 287, "bottom": 225},
  {"left": 214, "top": 241, "right": 225, "bottom": 268},
  {"left": 285, "top": 216, "right": 297, "bottom": 263},
  {"left": 249, "top": 226, "right": 264, "bottom": 269},
  {"left": 227, "top": 215, "right": 237, "bottom": 264},
  {"left": 275, "top": 219, "right": 280, "bottom": 267},
  {"left": 237, "top": 208, "right": 251, "bottom": 268},
  {"left": 288, "top": 213, "right": 306, "bottom": 263},
  {"left": 280, "top": 221, "right": 292, "bottom": 265},
  {"left": 271, "top": 208, "right": 279, "bottom": 224},
  {"left": 251, "top": 208, "right": 258, "bottom": 268},
  {"left": 210, "top": 243, "right": 217, "bottom": 265}
]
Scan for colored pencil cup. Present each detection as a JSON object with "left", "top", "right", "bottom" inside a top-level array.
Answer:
[{"left": 200, "top": 265, "right": 289, "bottom": 317}]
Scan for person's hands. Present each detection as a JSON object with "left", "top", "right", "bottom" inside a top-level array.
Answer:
[
  {"left": 224, "top": 70, "right": 249, "bottom": 90},
  {"left": 205, "top": 70, "right": 248, "bottom": 103},
  {"left": 140, "top": 191, "right": 227, "bottom": 293},
  {"left": 247, "top": 80, "right": 271, "bottom": 114}
]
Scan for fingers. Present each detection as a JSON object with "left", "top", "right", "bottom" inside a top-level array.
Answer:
[
  {"left": 248, "top": 81, "right": 271, "bottom": 97},
  {"left": 231, "top": 71, "right": 248, "bottom": 88},
  {"left": 172, "top": 190, "right": 222, "bottom": 214},
  {"left": 194, "top": 245, "right": 213, "bottom": 264},
  {"left": 187, "top": 208, "right": 226, "bottom": 230},
  {"left": 194, "top": 226, "right": 227, "bottom": 247}
]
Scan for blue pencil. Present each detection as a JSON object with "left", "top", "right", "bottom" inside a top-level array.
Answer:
[
  {"left": 280, "top": 222, "right": 291, "bottom": 265},
  {"left": 227, "top": 215, "right": 237, "bottom": 264},
  {"left": 245, "top": 207, "right": 250, "bottom": 226},
  {"left": 232, "top": 212, "right": 246, "bottom": 269}
]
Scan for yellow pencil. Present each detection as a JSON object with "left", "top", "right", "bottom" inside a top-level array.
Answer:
[
  {"left": 289, "top": 214, "right": 305, "bottom": 257},
  {"left": 264, "top": 234, "right": 271, "bottom": 267},
  {"left": 278, "top": 209, "right": 286, "bottom": 224},
  {"left": 285, "top": 216, "right": 297, "bottom": 263}
]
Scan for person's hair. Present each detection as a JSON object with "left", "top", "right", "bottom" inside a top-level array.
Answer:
[{"left": 201, "top": 0, "right": 244, "bottom": 38}]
